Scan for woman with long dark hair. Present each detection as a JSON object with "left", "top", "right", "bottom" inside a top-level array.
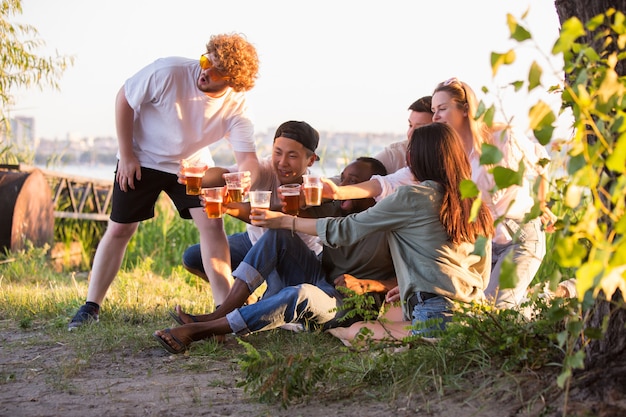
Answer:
[{"left": 253, "top": 123, "right": 494, "bottom": 334}]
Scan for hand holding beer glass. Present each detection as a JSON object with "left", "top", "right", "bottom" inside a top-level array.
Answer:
[
  {"left": 278, "top": 183, "right": 302, "bottom": 215},
  {"left": 302, "top": 175, "right": 323, "bottom": 206},
  {"left": 181, "top": 159, "right": 208, "bottom": 195},
  {"left": 202, "top": 187, "right": 224, "bottom": 218},
  {"left": 179, "top": 159, "right": 209, "bottom": 195},
  {"left": 223, "top": 171, "right": 251, "bottom": 203}
]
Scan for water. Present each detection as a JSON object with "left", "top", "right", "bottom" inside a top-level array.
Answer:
[
  {"left": 38, "top": 164, "right": 116, "bottom": 181},
  {"left": 39, "top": 163, "right": 337, "bottom": 181}
]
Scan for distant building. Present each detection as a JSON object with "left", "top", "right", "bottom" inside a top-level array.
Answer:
[{"left": 8, "top": 116, "right": 38, "bottom": 151}]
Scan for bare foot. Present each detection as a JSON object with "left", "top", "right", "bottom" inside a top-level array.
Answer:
[{"left": 169, "top": 305, "right": 199, "bottom": 325}]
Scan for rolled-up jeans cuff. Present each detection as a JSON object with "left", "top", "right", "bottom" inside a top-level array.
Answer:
[
  {"left": 232, "top": 261, "right": 265, "bottom": 293},
  {"left": 226, "top": 309, "right": 251, "bottom": 336}
]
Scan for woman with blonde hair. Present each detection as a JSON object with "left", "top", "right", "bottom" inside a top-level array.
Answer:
[
  {"left": 431, "top": 78, "right": 556, "bottom": 308},
  {"left": 325, "top": 78, "right": 556, "bottom": 309}
]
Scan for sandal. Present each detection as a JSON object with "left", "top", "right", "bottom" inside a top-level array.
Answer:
[{"left": 153, "top": 328, "right": 189, "bottom": 354}]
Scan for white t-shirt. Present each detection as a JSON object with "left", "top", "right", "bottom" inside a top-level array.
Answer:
[
  {"left": 122, "top": 57, "right": 256, "bottom": 174},
  {"left": 373, "top": 141, "right": 408, "bottom": 175},
  {"left": 233, "top": 157, "right": 322, "bottom": 254}
]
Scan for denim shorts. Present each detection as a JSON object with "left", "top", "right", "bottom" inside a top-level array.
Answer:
[{"left": 408, "top": 292, "right": 455, "bottom": 336}]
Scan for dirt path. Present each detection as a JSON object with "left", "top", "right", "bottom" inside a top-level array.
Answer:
[
  {"left": 1, "top": 323, "right": 622, "bottom": 417},
  {"left": 0, "top": 328, "right": 421, "bottom": 417}
]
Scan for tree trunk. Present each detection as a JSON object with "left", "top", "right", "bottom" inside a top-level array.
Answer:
[
  {"left": 555, "top": 0, "right": 626, "bottom": 74},
  {"left": 553, "top": 0, "right": 626, "bottom": 411}
]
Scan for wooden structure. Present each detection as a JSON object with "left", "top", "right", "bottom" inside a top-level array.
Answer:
[{"left": 0, "top": 163, "right": 113, "bottom": 252}]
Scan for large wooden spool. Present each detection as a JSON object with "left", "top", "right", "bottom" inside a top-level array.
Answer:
[{"left": 0, "top": 169, "right": 54, "bottom": 252}]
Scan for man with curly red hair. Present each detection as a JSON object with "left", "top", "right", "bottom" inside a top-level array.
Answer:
[{"left": 69, "top": 33, "right": 261, "bottom": 330}]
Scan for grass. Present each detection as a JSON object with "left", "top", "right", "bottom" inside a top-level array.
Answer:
[{"left": 0, "top": 194, "right": 573, "bottom": 414}]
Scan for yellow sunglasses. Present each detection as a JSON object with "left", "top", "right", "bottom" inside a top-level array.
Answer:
[{"left": 199, "top": 54, "right": 228, "bottom": 79}]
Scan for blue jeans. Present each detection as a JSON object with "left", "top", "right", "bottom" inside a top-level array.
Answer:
[
  {"left": 182, "top": 231, "right": 253, "bottom": 275},
  {"left": 409, "top": 294, "right": 455, "bottom": 336},
  {"left": 487, "top": 218, "right": 546, "bottom": 308},
  {"left": 224, "top": 229, "right": 344, "bottom": 335}
]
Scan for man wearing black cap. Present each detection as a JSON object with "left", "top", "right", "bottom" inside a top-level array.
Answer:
[
  {"left": 155, "top": 156, "right": 397, "bottom": 354},
  {"left": 180, "top": 121, "right": 323, "bottom": 302}
]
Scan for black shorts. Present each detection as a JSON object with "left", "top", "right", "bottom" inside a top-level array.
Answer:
[{"left": 110, "top": 166, "right": 203, "bottom": 223}]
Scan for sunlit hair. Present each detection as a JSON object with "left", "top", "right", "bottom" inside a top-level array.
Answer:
[
  {"left": 355, "top": 156, "right": 388, "bottom": 177},
  {"left": 408, "top": 95, "right": 433, "bottom": 115},
  {"left": 433, "top": 78, "right": 492, "bottom": 153},
  {"left": 207, "top": 33, "right": 259, "bottom": 92},
  {"left": 407, "top": 123, "right": 494, "bottom": 244}
]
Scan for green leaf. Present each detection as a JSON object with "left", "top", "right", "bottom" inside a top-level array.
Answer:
[
  {"left": 586, "top": 12, "right": 606, "bottom": 31},
  {"left": 576, "top": 261, "right": 604, "bottom": 298},
  {"left": 606, "top": 131, "right": 626, "bottom": 172},
  {"left": 490, "top": 50, "right": 516, "bottom": 76},
  {"left": 460, "top": 179, "right": 479, "bottom": 198},
  {"left": 483, "top": 105, "right": 495, "bottom": 127},
  {"left": 493, "top": 166, "right": 523, "bottom": 189},
  {"left": 471, "top": 235, "right": 489, "bottom": 257},
  {"left": 507, "top": 14, "right": 531, "bottom": 42},
  {"left": 554, "top": 237, "right": 587, "bottom": 268},
  {"left": 553, "top": 17, "right": 585, "bottom": 54},
  {"left": 512, "top": 80, "right": 524, "bottom": 92},
  {"left": 533, "top": 124, "right": 555, "bottom": 146},
  {"left": 528, "top": 101, "right": 556, "bottom": 145},
  {"left": 479, "top": 143, "right": 503, "bottom": 165},
  {"left": 616, "top": 212, "right": 626, "bottom": 235},
  {"left": 598, "top": 68, "right": 625, "bottom": 109},
  {"left": 568, "top": 350, "right": 586, "bottom": 370},
  {"left": 528, "top": 61, "right": 542, "bottom": 91},
  {"left": 469, "top": 198, "right": 482, "bottom": 222},
  {"left": 557, "top": 369, "right": 572, "bottom": 388},
  {"left": 498, "top": 256, "right": 518, "bottom": 289},
  {"left": 583, "top": 327, "right": 604, "bottom": 340},
  {"left": 610, "top": 240, "right": 626, "bottom": 268},
  {"left": 567, "top": 153, "right": 587, "bottom": 176}
]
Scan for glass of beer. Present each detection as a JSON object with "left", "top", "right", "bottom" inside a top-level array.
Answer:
[
  {"left": 202, "top": 187, "right": 224, "bottom": 218},
  {"left": 302, "top": 175, "right": 323, "bottom": 206},
  {"left": 223, "top": 171, "right": 249, "bottom": 202},
  {"left": 278, "top": 184, "right": 301, "bottom": 215},
  {"left": 249, "top": 190, "right": 272, "bottom": 210},
  {"left": 182, "top": 160, "right": 208, "bottom": 195}
]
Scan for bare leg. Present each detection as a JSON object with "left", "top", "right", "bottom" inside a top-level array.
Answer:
[
  {"left": 173, "top": 279, "right": 251, "bottom": 324},
  {"left": 327, "top": 306, "right": 411, "bottom": 347},
  {"left": 190, "top": 208, "right": 233, "bottom": 305},
  {"left": 86, "top": 220, "right": 138, "bottom": 305},
  {"left": 154, "top": 318, "right": 233, "bottom": 353}
]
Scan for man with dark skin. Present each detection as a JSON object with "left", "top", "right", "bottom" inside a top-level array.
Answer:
[{"left": 154, "top": 157, "right": 397, "bottom": 354}]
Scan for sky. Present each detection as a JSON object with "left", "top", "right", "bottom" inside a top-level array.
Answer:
[{"left": 11, "top": 0, "right": 568, "bottom": 140}]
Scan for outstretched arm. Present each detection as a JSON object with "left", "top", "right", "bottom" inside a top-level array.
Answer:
[
  {"left": 250, "top": 209, "right": 319, "bottom": 236},
  {"left": 322, "top": 177, "right": 382, "bottom": 200}
]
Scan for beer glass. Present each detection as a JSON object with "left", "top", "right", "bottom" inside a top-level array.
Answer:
[{"left": 302, "top": 175, "right": 322, "bottom": 206}]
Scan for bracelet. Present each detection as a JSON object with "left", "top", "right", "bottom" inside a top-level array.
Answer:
[{"left": 291, "top": 216, "right": 296, "bottom": 237}]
